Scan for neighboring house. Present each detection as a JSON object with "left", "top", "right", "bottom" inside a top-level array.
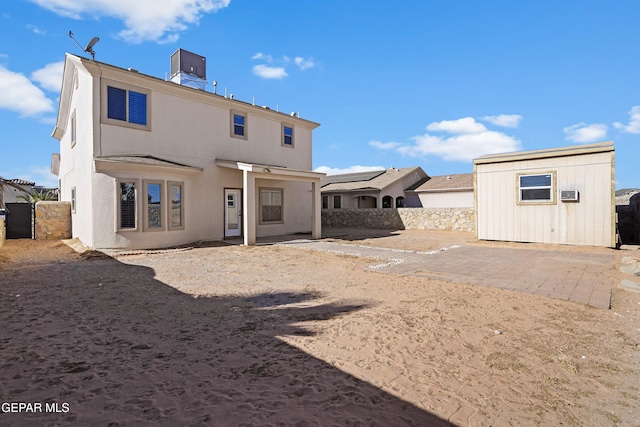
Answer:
[
  {"left": 408, "top": 173, "right": 474, "bottom": 208},
  {"left": 474, "top": 141, "right": 616, "bottom": 247},
  {"left": 1, "top": 179, "right": 34, "bottom": 204},
  {"left": 52, "top": 50, "right": 324, "bottom": 249},
  {"left": 320, "top": 167, "right": 428, "bottom": 209}
]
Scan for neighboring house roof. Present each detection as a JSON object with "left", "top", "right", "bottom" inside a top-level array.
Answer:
[
  {"left": 4, "top": 178, "right": 35, "bottom": 186},
  {"left": 321, "top": 167, "right": 426, "bottom": 192},
  {"left": 321, "top": 170, "right": 386, "bottom": 187},
  {"left": 412, "top": 173, "right": 474, "bottom": 193},
  {"left": 474, "top": 141, "right": 614, "bottom": 165}
]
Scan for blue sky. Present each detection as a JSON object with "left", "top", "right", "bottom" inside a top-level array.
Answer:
[{"left": 1, "top": 0, "right": 639, "bottom": 189}]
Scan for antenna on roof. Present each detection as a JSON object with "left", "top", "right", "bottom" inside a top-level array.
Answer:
[{"left": 69, "top": 31, "right": 100, "bottom": 60}]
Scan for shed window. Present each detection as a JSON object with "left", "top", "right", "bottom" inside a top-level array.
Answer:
[{"left": 519, "top": 174, "right": 553, "bottom": 202}]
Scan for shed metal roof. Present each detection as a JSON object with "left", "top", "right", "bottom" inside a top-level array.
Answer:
[{"left": 474, "top": 141, "right": 614, "bottom": 165}]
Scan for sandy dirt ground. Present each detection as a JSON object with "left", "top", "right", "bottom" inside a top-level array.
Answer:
[{"left": 0, "top": 229, "right": 639, "bottom": 426}]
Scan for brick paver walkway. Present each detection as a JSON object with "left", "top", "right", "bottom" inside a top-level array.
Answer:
[{"left": 277, "top": 240, "right": 615, "bottom": 309}]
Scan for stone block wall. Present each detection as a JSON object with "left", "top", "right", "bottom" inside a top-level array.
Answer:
[
  {"left": 35, "top": 201, "right": 72, "bottom": 240},
  {"left": 322, "top": 208, "right": 475, "bottom": 232}
]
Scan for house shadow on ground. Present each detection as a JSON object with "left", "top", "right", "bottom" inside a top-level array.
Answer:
[{"left": 0, "top": 243, "right": 451, "bottom": 426}]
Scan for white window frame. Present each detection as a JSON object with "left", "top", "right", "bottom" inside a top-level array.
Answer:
[
  {"left": 231, "top": 110, "right": 248, "bottom": 139},
  {"left": 167, "top": 181, "right": 185, "bottom": 231},
  {"left": 259, "top": 187, "right": 284, "bottom": 224},
  {"left": 517, "top": 171, "right": 556, "bottom": 205},
  {"left": 322, "top": 195, "right": 329, "bottom": 209},
  {"left": 116, "top": 179, "right": 139, "bottom": 232},
  {"left": 143, "top": 180, "right": 165, "bottom": 232}
]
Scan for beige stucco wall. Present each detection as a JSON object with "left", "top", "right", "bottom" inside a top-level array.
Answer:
[
  {"left": 475, "top": 150, "right": 615, "bottom": 247},
  {"left": 57, "top": 56, "right": 320, "bottom": 250},
  {"left": 35, "top": 202, "right": 71, "bottom": 240},
  {"left": 418, "top": 191, "right": 474, "bottom": 208}
]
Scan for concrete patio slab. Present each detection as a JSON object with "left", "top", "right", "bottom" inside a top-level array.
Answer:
[{"left": 277, "top": 240, "right": 615, "bottom": 309}]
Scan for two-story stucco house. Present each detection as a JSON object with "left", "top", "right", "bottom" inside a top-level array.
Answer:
[{"left": 52, "top": 50, "right": 324, "bottom": 249}]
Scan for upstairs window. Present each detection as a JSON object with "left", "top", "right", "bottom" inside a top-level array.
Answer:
[
  {"left": 102, "top": 80, "right": 150, "bottom": 130},
  {"left": 231, "top": 111, "right": 248, "bottom": 139},
  {"left": 108, "top": 86, "right": 148, "bottom": 125},
  {"left": 518, "top": 173, "right": 555, "bottom": 204},
  {"left": 282, "top": 124, "right": 294, "bottom": 147}
]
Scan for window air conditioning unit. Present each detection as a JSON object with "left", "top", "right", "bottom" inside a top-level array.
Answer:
[{"left": 560, "top": 190, "right": 579, "bottom": 202}]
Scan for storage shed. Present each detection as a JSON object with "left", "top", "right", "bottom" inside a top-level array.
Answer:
[{"left": 474, "top": 141, "right": 616, "bottom": 248}]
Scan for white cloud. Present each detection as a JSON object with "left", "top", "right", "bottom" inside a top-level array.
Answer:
[
  {"left": 28, "top": 0, "right": 230, "bottom": 43},
  {"left": 371, "top": 116, "right": 522, "bottom": 162},
  {"left": 481, "top": 114, "right": 522, "bottom": 128},
  {"left": 613, "top": 106, "right": 640, "bottom": 134},
  {"left": 314, "top": 165, "right": 385, "bottom": 176},
  {"left": 251, "top": 53, "right": 315, "bottom": 78},
  {"left": 252, "top": 64, "right": 287, "bottom": 80},
  {"left": 294, "top": 57, "right": 315, "bottom": 70},
  {"left": 27, "top": 24, "right": 46, "bottom": 35},
  {"left": 251, "top": 52, "right": 272, "bottom": 62},
  {"left": 31, "top": 61, "right": 64, "bottom": 92},
  {"left": 369, "top": 140, "right": 401, "bottom": 150},
  {"left": 426, "top": 117, "right": 487, "bottom": 134},
  {"left": 563, "top": 122, "right": 608, "bottom": 143},
  {"left": 0, "top": 65, "right": 54, "bottom": 117}
]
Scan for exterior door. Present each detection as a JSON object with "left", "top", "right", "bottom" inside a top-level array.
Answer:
[{"left": 224, "top": 189, "right": 242, "bottom": 237}]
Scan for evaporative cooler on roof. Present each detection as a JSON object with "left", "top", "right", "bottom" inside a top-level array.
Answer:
[{"left": 170, "top": 49, "right": 207, "bottom": 90}]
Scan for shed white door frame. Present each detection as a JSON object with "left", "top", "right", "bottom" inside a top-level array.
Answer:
[{"left": 216, "top": 160, "right": 325, "bottom": 245}]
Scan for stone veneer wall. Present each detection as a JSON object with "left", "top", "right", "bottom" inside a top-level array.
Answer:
[
  {"left": 322, "top": 208, "right": 475, "bottom": 232},
  {"left": 0, "top": 218, "right": 5, "bottom": 248},
  {"left": 35, "top": 201, "right": 72, "bottom": 240}
]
